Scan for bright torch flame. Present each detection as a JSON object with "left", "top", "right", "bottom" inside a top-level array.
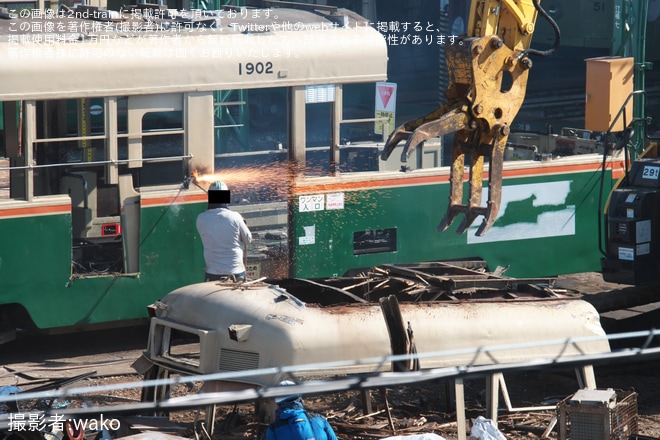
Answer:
[{"left": 191, "top": 164, "right": 300, "bottom": 199}]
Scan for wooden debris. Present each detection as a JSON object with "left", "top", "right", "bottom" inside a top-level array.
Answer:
[{"left": 353, "top": 409, "right": 387, "bottom": 421}]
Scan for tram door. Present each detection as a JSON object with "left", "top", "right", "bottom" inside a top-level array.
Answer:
[{"left": 213, "top": 88, "right": 291, "bottom": 279}]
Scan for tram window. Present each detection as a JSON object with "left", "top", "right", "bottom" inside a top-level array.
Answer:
[
  {"left": 340, "top": 147, "right": 381, "bottom": 172},
  {"left": 213, "top": 88, "right": 288, "bottom": 204},
  {"left": 0, "top": 101, "right": 14, "bottom": 200},
  {"left": 305, "top": 103, "right": 332, "bottom": 176},
  {"left": 139, "top": 111, "right": 184, "bottom": 187},
  {"left": 353, "top": 228, "right": 397, "bottom": 255},
  {"left": 214, "top": 88, "right": 288, "bottom": 155},
  {"left": 341, "top": 83, "right": 378, "bottom": 145},
  {"left": 246, "top": 89, "right": 287, "bottom": 151},
  {"left": 155, "top": 325, "right": 202, "bottom": 368},
  {"left": 306, "top": 103, "right": 331, "bottom": 149},
  {"left": 302, "top": 83, "right": 384, "bottom": 176},
  {"left": 32, "top": 99, "right": 107, "bottom": 197},
  {"left": 215, "top": 90, "right": 243, "bottom": 154}
]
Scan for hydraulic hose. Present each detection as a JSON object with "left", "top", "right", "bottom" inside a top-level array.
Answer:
[{"left": 524, "top": 0, "right": 561, "bottom": 57}]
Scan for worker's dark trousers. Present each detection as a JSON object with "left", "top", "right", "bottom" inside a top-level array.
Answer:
[{"left": 205, "top": 272, "right": 246, "bottom": 282}]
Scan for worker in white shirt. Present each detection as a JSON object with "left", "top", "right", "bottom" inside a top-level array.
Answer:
[{"left": 196, "top": 181, "right": 252, "bottom": 282}]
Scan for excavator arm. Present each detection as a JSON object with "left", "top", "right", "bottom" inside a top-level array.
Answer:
[{"left": 382, "top": 0, "right": 556, "bottom": 236}]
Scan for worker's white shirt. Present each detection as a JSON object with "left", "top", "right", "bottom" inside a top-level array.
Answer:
[{"left": 196, "top": 207, "right": 253, "bottom": 276}]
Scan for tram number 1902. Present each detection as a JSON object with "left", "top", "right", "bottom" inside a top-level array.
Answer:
[{"left": 238, "top": 62, "right": 274, "bottom": 75}]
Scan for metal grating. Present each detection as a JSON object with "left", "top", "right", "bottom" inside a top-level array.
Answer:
[
  {"left": 558, "top": 389, "right": 638, "bottom": 440},
  {"left": 612, "top": 391, "right": 639, "bottom": 440},
  {"left": 571, "top": 412, "right": 607, "bottom": 440},
  {"left": 615, "top": 222, "right": 628, "bottom": 237},
  {"left": 218, "top": 348, "right": 260, "bottom": 372}
]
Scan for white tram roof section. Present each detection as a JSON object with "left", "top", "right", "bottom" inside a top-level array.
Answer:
[
  {"left": 0, "top": 6, "right": 388, "bottom": 100},
  {"left": 146, "top": 275, "right": 611, "bottom": 385}
]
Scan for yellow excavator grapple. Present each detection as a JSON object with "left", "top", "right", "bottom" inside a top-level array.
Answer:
[{"left": 382, "top": 0, "right": 559, "bottom": 236}]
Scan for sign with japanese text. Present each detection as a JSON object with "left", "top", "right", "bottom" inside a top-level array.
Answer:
[
  {"left": 326, "top": 192, "right": 345, "bottom": 210},
  {"left": 299, "top": 194, "right": 325, "bottom": 212},
  {"left": 375, "top": 82, "right": 397, "bottom": 135}
]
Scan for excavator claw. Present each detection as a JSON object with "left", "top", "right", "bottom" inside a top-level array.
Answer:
[
  {"left": 382, "top": 34, "right": 531, "bottom": 236},
  {"left": 381, "top": 0, "right": 553, "bottom": 236},
  {"left": 436, "top": 122, "right": 508, "bottom": 236},
  {"left": 380, "top": 103, "right": 470, "bottom": 163}
]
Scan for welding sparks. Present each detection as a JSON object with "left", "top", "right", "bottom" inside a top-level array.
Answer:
[{"left": 192, "top": 164, "right": 298, "bottom": 201}]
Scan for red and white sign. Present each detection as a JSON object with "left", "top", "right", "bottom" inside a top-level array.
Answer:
[
  {"left": 376, "top": 82, "right": 397, "bottom": 112},
  {"left": 326, "top": 192, "right": 344, "bottom": 210},
  {"left": 375, "top": 82, "right": 397, "bottom": 135}
]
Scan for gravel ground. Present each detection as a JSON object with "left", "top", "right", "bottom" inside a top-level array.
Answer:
[{"left": 41, "top": 357, "right": 659, "bottom": 440}]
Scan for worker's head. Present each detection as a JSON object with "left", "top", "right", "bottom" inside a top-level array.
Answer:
[
  {"left": 208, "top": 180, "right": 230, "bottom": 208},
  {"left": 275, "top": 380, "right": 302, "bottom": 405}
]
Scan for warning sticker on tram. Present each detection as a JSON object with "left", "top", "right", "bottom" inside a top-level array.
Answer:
[{"left": 326, "top": 193, "right": 344, "bottom": 210}]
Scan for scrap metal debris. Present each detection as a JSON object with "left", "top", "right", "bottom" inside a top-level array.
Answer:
[{"left": 271, "top": 259, "right": 571, "bottom": 306}]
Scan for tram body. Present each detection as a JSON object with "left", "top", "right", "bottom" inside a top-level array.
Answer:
[
  {"left": 0, "top": 6, "right": 387, "bottom": 335},
  {"left": 0, "top": 5, "right": 623, "bottom": 336}
]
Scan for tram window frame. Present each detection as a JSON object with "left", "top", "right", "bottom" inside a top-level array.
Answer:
[
  {"left": 162, "top": 326, "right": 202, "bottom": 369},
  {"left": 300, "top": 82, "right": 391, "bottom": 177},
  {"left": 214, "top": 88, "right": 288, "bottom": 156},
  {"left": 137, "top": 110, "right": 185, "bottom": 187},
  {"left": 32, "top": 98, "right": 109, "bottom": 198},
  {"left": 0, "top": 101, "right": 18, "bottom": 200}
]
